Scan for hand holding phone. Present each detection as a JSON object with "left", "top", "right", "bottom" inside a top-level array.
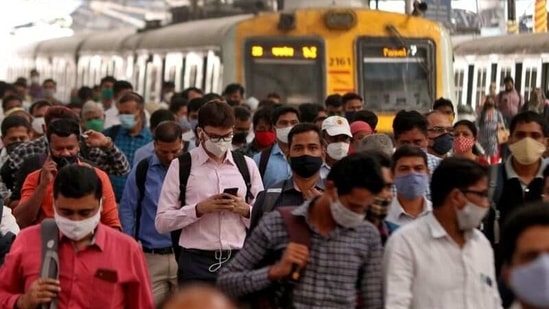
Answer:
[{"left": 223, "top": 188, "right": 238, "bottom": 198}]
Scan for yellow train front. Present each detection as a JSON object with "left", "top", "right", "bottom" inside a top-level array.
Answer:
[{"left": 232, "top": 8, "right": 455, "bottom": 133}]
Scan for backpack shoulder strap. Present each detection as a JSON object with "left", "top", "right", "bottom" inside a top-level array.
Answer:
[
  {"left": 262, "top": 181, "right": 285, "bottom": 214},
  {"left": 40, "top": 219, "right": 60, "bottom": 288},
  {"left": 177, "top": 152, "right": 193, "bottom": 208},
  {"left": 489, "top": 163, "right": 505, "bottom": 244},
  {"left": 134, "top": 157, "right": 150, "bottom": 239},
  {"left": 231, "top": 151, "right": 253, "bottom": 203},
  {"left": 258, "top": 145, "right": 274, "bottom": 179},
  {"left": 106, "top": 125, "right": 121, "bottom": 143}
]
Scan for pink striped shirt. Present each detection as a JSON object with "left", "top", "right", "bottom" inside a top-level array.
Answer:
[{"left": 155, "top": 145, "right": 263, "bottom": 250}]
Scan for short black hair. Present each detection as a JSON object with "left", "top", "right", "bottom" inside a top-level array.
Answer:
[
  {"left": 1, "top": 115, "right": 31, "bottom": 137},
  {"left": 392, "top": 110, "right": 428, "bottom": 140},
  {"left": 30, "top": 100, "right": 53, "bottom": 115},
  {"left": 503, "top": 76, "right": 514, "bottom": 84},
  {"left": 118, "top": 92, "right": 144, "bottom": 106},
  {"left": 342, "top": 92, "right": 363, "bottom": 104},
  {"left": 267, "top": 92, "right": 281, "bottom": 100},
  {"left": 77, "top": 86, "right": 94, "bottom": 102},
  {"left": 501, "top": 202, "right": 549, "bottom": 264},
  {"left": 258, "top": 99, "right": 277, "bottom": 110},
  {"left": 43, "top": 78, "right": 56, "bottom": 86},
  {"left": 391, "top": 145, "right": 428, "bottom": 171},
  {"left": 433, "top": 97, "right": 454, "bottom": 113},
  {"left": 325, "top": 94, "right": 343, "bottom": 108},
  {"left": 234, "top": 106, "right": 251, "bottom": 122},
  {"left": 223, "top": 83, "right": 245, "bottom": 96},
  {"left": 2, "top": 95, "right": 22, "bottom": 111},
  {"left": 253, "top": 106, "right": 273, "bottom": 128},
  {"left": 198, "top": 100, "right": 235, "bottom": 129},
  {"left": 150, "top": 109, "right": 176, "bottom": 132},
  {"left": 181, "top": 87, "right": 203, "bottom": 100},
  {"left": 430, "top": 157, "right": 488, "bottom": 208},
  {"left": 154, "top": 121, "right": 182, "bottom": 143},
  {"left": 509, "top": 111, "right": 549, "bottom": 137},
  {"left": 188, "top": 97, "right": 207, "bottom": 113},
  {"left": 454, "top": 120, "right": 478, "bottom": 138},
  {"left": 163, "top": 81, "right": 175, "bottom": 89},
  {"left": 113, "top": 80, "right": 133, "bottom": 97},
  {"left": 47, "top": 118, "right": 80, "bottom": 142},
  {"left": 327, "top": 153, "right": 384, "bottom": 195},
  {"left": 169, "top": 93, "right": 187, "bottom": 114},
  {"left": 203, "top": 93, "right": 223, "bottom": 102},
  {"left": 288, "top": 123, "right": 321, "bottom": 148},
  {"left": 352, "top": 110, "right": 378, "bottom": 130},
  {"left": 100, "top": 76, "right": 116, "bottom": 87},
  {"left": 53, "top": 165, "right": 102, "bottom": 200},
  {"left": 298, "top": 103, "right": 325, "bottom": 123},
  {"left": 272, "top": 104, "right": 300, "bottom": 126},
  {"left": 360, "top": 150, "right": 392, "bottom": 169},
  {"left": 14, "top": 78, "right": 27, "bottom": 88}
]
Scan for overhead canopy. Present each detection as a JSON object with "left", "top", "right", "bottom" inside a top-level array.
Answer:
[
  {"left": 454, "top": 33, "right": 549, "bottom": 56},
  {"left": 79, "top": 28, "right": 136, "bottom": 54}
]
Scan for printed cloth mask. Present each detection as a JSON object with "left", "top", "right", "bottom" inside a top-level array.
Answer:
[
  {"left": 394, "top": 172, "right": 429, "bottom": 200},
  {"left": 453, "top": 136, "right": 475, "bottom": 154},
  {"left": 32, "top": 117, "right": 45, "bottom": 134},
  {"left": 510, "top": 253, "right": 549, "bottom": 308},
  {"left": 204, "top": 139, "right": 231, "bottom": 158},
  {"left": 367, "top": 196, "right": 392, "bottom": 222},
  {"left": 289, "top": 155, "right": 322, "bottom": 178},
  {"left": 101, "top": 88, "right": 114, "bottom": 100},
  {"left": 431, "top": 133, "right": 454, "bottom": 155},
  {"left": 51, "top": 155, "right": 78, "bottom": 169},
  {"left": 255, "top": 131, "right": 276, "bottom": 148},
  {"left": 276, "top": 126, "right": 293, "bottom": 144},
  {"left": 54, "top": 205, "right": 102, "bottom": 241},
  {"left": 327, "top": 142, "right": 350, "bottom": 161},
  {"left": 455, "top": 200, "right": 489, "bottom": 230},
  {"left": 6, "top": 141, "right": 23, "bottom": 155},
  {"left": 119, "top": 114, "right": 137, "bottom": 130},
  {"left": 85, "top": 119, "right": 104, "bottom": 132},
  {"left": 509, "top": 137, "right": 546, "bottom": 165},
  {"left": 330, "top": 197, "right": 365, "bottom": 228}
]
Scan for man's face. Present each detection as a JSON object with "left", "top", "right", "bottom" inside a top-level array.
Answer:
[
  {"left": 225, "top": 91, "right": 242, "bottom": 104},
  {"left": 49, "top": 134, "right": 79, "bottom": 158},
  {"left": 314, "top": 111, "right": 328, "bottom": 129},
  {"left": 427, "top": 113, "right": 453, "bottom": 146},
  {"left": 2, "top": 126, "right": 30, "bottom": 147},
  {"left": 15, "top": 85, "right": 26, "bottom": 97},
  {"left": 337, "top": 187, "right": 376, "bottom": 215},
  {"left": 345, "top": 99, "right": 363, "bottom": 112},
  {"left": 326, "top": 105, "right": 344, "bottom": 116},
  {"left": 118, "top": 100, "right": 142, "bottom": 128},
  {"left": 176, "top": 106, "right": 188, "bottom": 119},
  {"left": 43, "top": 81, "right": 56, "bottom": 92},
  {"left": 235, "top": 118, "right": 252, "bottom": 136},
  {"left": 155, "top": 139, "right": 183, "bottom": 166},
  {"left": 394, "top": 156, "right": 428, "bottom": 179},
  {"left": 4, "top": 99, "right": 22, "bottom": 112},
  {"left": 378, "top": 166, "right": 394, "bottom": 201},
  {"left": 289, "top": 130, "right": 323, "bottom": 159},
  {"left": 275, "top": 112, "right": 299, "bottom": 130},
  {"left": 505, "top": 81, "right": 514, "bottom": 91},
  {"left": 54, "top": 193, "right": 100, "bottom": 221},
  {"left": 33, "top": 105, "right": 50, "bottom": 118},
  {"left": 434, "top": 106, "right": 455, "bottom": 123},
  {"left": 254, "top": 119, "right": 272, "bottom": 133},
  {"left": 115, "top": 88, "right": 133, "bottom": 101},
  {"left": 509, "top": 225, "right": 549, "bottom": 269},
  {"left": 395, "top": 128, "right": 428, "bottom": 149},
  {"left": 509, "top": 121, "right": 546, "bottom": 145}
]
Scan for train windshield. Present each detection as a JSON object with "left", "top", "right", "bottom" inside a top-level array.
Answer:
[
  {"left": 357, "top": 38, "right": 435, "bottom": 113},
  {"left": 244, "top": 39, "right": 324, "bottom": 104}
]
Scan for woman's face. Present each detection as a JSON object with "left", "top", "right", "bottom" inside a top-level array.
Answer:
[{"left": 454, "top": 124, "right": 476, "bottom": 141}]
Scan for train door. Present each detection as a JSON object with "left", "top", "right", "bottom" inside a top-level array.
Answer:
[
  {"left": 205, "top": 50, "right": 222, "bottom": 94},
  {"left": 520, "top": 58, "right": 542, "bottom": 102},
  {"left": 144, "top": 54, "right": 163, "bottom": 103},
  {"left": 183, "top": 52, "right": 204, "bottom": 91},
  {"left": 135, "top": 54, "right": 149, "bottom": 97},
  {"left": 497, "top": 62, "right": 514, "bottom": 92},
  {"left": 164, "top": 52, "right": 183, "bottom": 91},
  {"left": 453, "top": 59, "right": 468, "bottom": 106},
  {"left": 542, "top": 54, "right": 549, "bottom": 97},
  {"left": 471, "top": 60, "right": 490, "bottom": 109}
]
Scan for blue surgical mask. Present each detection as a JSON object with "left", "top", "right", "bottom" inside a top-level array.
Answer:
[
  {"left": 431, "top": 133, "right": 454, "bottom": 156},
  {"left": 189, "top": 119, "right": 198, "bottom": 131},
  {"left": 394, "top": 172, "right": 429, "bottom": 200},
  {"left": 510, "top": 253, "right": 549, "bottom": 307},
  {"left": 119, "top": 114, "right": 136, "bottom": 129},
  {"left": 179, "top": 117, "right": 191, "bottom": 131}
]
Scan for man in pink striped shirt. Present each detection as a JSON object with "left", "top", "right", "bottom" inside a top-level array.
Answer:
[{"left": 156, "top": 100, "right": 263, "bottom": 286}]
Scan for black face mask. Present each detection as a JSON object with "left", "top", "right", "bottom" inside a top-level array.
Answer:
[
  {"left": 5, "top": 141, "right": 23, "bottom": 155},
  {"left": 431, "top": 133, "right": 454, "bottom": 155},
  {"left": 232, "top": 132, "right": 248, "bottom": 145},
  {"left": 51, "top": 155, "right": 78, "bottom": 169},
  {"left": 289, "top": 155, "right": 323, "bottom": 179},
  {"left": 345, "top": 111, "right": 356, "bottom": 122}
]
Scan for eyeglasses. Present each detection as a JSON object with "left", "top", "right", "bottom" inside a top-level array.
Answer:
[
  {"left": 461, "top": 189, "right": 489, "bottom": 199},
  {"left": 428, "top": 126, "right": 454, "bottom": 135},
  {"left": 203, "top": 131, "right": 233, "bottom": 143}
]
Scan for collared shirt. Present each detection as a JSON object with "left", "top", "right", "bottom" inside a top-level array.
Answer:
[
  {"left": 0, "top": 206, "right": 19, "bottom": 236},
  {"left": 320, "top": 162, "right": 330, "bottom": 181},
  {"left": 6, "top": 136, "right": 130, "bottom": 183},
  {"left": 0, "top": 147, "right": 8, "bottom": 168},
  {"left": 385, "top": 197, "right": 432, "bottom": 229},
  {"left": 156, "top": 145, "right": 263, "bottom": 250},
  {"left": 0, "top": 223, "right": 154, "bottom": 309},
  {"left": 120, "top": 154, "right": 172, "bottom": 249},
  {"left": 104, "top": 126, "right": 153, "bottom": 202},
  {"left": 249, "top": 176, "right": 325, "bottom": 232},
  {"left": 253, "top": 143, "right": 291, "bottom": 189},
  {"left": 383, "top": 213, "right": 501, "bottom": 309},
  {"left": 104, "top": 104, "right": 121, "bottom": 129},
  {"left": 505, "top": 156, "right": 548, "bottom": 190},
  {"left": 133, "top": 141, "right": 155, "bottom": 167},
  {"left": 19, "top": 166, "right": 121, "bottom": 228},
  {"left": 218, "top": 201, "right": 383, "bottom": 309}
]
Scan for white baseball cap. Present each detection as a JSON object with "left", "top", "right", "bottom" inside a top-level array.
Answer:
[{"left": 321, "top": 116, "right": 352, "bottom": 137}]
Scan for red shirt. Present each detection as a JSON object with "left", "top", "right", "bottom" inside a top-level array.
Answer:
[{"left": 0, "top": 223, "right": 153, "bottom": 309}]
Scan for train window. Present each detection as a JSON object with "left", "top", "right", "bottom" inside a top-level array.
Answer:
[
  {"left": 475, "top": 68, "right": 487, "bottom": 108},
  {"left": 183, "top": 53, "right": 204, "bottom": 90},
  {"left": 524, "top": 68, "right": 538, "bottom": 100},
  {"left": 499, "top": 68, "right": 512, "bottom": 90},
  {"left": 244, "top": 38, "right": 325, "bottom": 104},
  {"left": 454, "top": 69, "right": 465, "bottom": 106},
  {"left": 357, "top": 38, "right": 434, "bottom": 113}
]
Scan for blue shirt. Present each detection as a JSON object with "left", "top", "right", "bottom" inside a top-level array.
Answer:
[
  {"left": 133, "top": 142, "right": 154, "bottom": 167},
  {"left": 119, "top": 154, "right": 172, "bottom": 249},
  {"left": 253, "top": 143, "right": 291, "bottom": 189},
  {"left": 103, "top": 126, "right": 153, "bottom": 202}
]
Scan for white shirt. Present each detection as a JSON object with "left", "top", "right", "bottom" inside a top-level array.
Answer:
[
  {"left": 1, "top": 206, "right": 19, "bottom": 236},
  {"left": 385, "top": 197, "right": 432, "bottom": 228},
  {"left": 104, "top": 105, "right": 120, "bottom": 129},
  {"left": 383, "top": 213, "right": 502, "bottom": 309}
]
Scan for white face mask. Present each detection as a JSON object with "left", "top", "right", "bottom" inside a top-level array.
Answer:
[
  {"left": 327, "top": 142, "right": 350, "bottom": 160},
  {"left": 456, "top": 200, "right": 489, "bottom": 231},
  {"left": 32, "top": 117, "right": 45, "bottom": 134},
  {"left": 204, "top": 139, "right": 231, "bottom": 158},
  {"left": 276, "top": 126, "right": 293, "bottom": 144},
  {"left": 54, "top": 205, "right": 102, "bottom": 241},
  {"left": 330, "top": 197, "right": 365, "bottom": 228}
]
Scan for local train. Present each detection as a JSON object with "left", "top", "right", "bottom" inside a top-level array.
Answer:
[
  {"left": 454, "top": 32, "right": 549, "bottom": 110},
  {"left": 6, "top": 7, "right": 455, "bottom": 133}
]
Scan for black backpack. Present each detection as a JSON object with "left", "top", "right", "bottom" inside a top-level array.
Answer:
[
  {"left": 133, "top": 151, "right": 253, "bottom": 259},
  {"left": 0, "top": 206, "right": 16, "bottom": 266}
]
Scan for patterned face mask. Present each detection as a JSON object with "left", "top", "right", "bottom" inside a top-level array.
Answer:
[{"left": 366, "top": 196, "right": 392, "bottom": 222}]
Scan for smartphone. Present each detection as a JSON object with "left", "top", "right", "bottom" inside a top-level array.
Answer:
[{"left": 223, "top": 187, "right": 238, "bottom": 198}]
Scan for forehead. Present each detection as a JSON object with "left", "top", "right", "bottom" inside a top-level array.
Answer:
[
  {"left": 436, "top": 106, "right": 453, "bottom": 113},
  {"left": 6, "top": 126, "right": 30, "bottom": 135},
  {"left": 454, "top": 124, "right": 472, "bottom": 134},
  {"left": 513, "top": 121, "right": 544, "bottom": 135},
  {"left": 397, "top": 128, "right": 426, "bottom": 141},
  {"left": 203, "top": 125, "right": 232, "bottom": 135},
  {"left": 118, "top": 100, "right": 139, "bottom": 109},
  {"left": 50, "top": 133, "right": 78, "bottom": 144},
  {"left": 427, "top": 113, "right": 451, "bottom": 127},
  {"left": 290, "top": 130, "right": 320, "bottom": 146},
  {"left": 55, "top": 193, "right": 99, "bottom": 209},
  {"left": 468, "top": 177, "right": 488, "bottom": 189},
  {"left": 515, "top": 225, "right": 549, "bottom": 256},
  {"left": 155, "top": 140, "right": 182, "bottom": 149},
  {"left": 395, "top": 155, "right": 426, "bottom": 167},
  {"left": 278, "top": 112, "right": 298, "bottom": 121}
]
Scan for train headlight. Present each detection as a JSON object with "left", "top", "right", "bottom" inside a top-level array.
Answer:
[{"left": 325, "top": 10, "right": 357, "bottom": 30}]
